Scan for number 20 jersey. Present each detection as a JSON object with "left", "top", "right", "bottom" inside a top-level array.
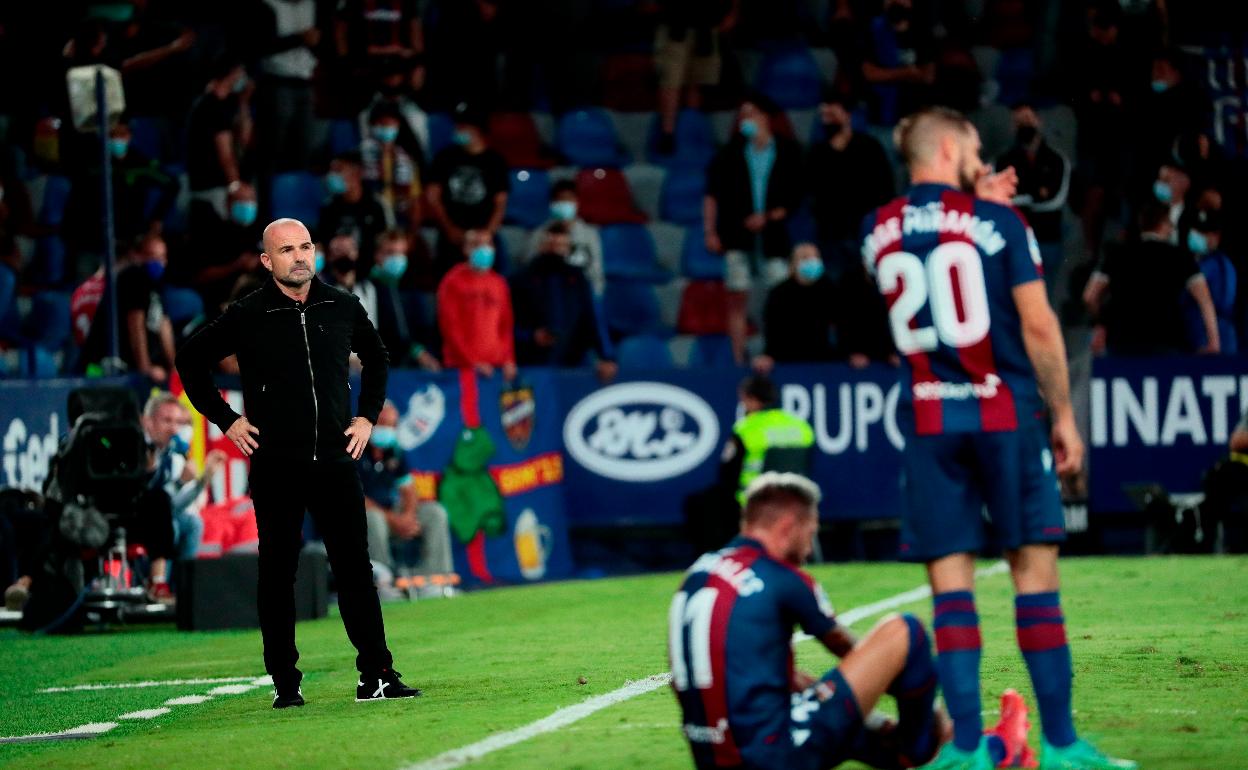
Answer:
[{"left": 860, "top": 182, "right": 1046, "bottom": 436}]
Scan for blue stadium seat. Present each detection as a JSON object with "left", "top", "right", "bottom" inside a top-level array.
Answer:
[
  {"left": 647, "top": 109, "right": 717, "bottom": 168},
  {"left": 269, "top": 172, "right": 324, "bottom": 231},
  {"left": 996, "top": 48, "right": 1036, "bottom": 107},
  {"left": 0, "top": 265, "right": 17, "bottom": 341},
  {"left": 616, "top": 334, "right": 674, "bottom": 369},
  {"left": 18, "top": 346, "right": 60, "bottom": 379},
  {"left": 128, "top": 116, "right": 163, "bottom": 161},
  {"left": 690, "top": 334, "right": 736, "bottom": 367},
  {"left": 680, "top": 226, "right": 724, "bottom": 280},
  {"left": 659, "top": 169, "right": 706, "bottom": 225},
  {"left": 600, "top": 224, "right": 670, "bottom": 282},
  {"left": 756, "top": 47, "right": 823, "bottom": 109},
  {"left": 161, "top": 286, "right": 205, "bottom": 326},
  {"left": 556, "top": 109, "right": 629, "bottom": 168},
  {"left": 787, "top": 206, "right": 817, "bottom": 245},
  {"left": 329, "top": 119, "right": 362, "bottom": 156},
  {"left": 427, "top": 113, "right": 454, "bottom": 160},
  {"left": 23, "top": 291, "right": 71, "bottom": 349},
  {"left": 504, "top": 169, "right": 552, "bottom": 229},
  {"left": 32, "top": 236, "right": 67, "bottom": 286},
  {"left": 37, "top": 175, "right": 72, "bottom": 227},
  {"left": 604, "top": 279, "right": 663, "bottom": 337}
]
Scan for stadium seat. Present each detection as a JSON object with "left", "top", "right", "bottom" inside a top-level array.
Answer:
[
  {"left": 676, "top": 280, "right": 729, "bottom": 335},
  {"left": 18, "top": 346, "right": 60, "bottom": 378},
  {"left": 654, "top": 277, "right": 686, "bottom": 330},
  {"left": 31, "top": 236, "right": 67, "bottom": 287},
  {"left": 756, "top": 47, "right": 824, "bottom": 109},
  {"left": 788, "top": 206, "right": 817, "bottom": 245},
  {"left": 426, "top": 112, "right": 454, "bottom": 159},
  {"left": 269, "top": 172, "right": 324, "bottom": 231},
  {"left": 623, "top": 163, "right": 664, "bottom": 221},
  {"left": 659, "top": 169, "right": 706, "bottom": 225},
  {"left": 556, "top": 109, "right": 629, "bottom": 168},
  {"left": 328, "top": 119, "right": 361, "bottom": 156},
  {"left": 603, "top": 279, "right": 663, "bottom": 337},
  {"left": 488, "top": 112, "right": 554, "bottom": 169},
  {"left": 575, "top": 168, "right": 648, "bottom": 225},
  {"left": 995, "top": 47, "right": 1036, "bottom": 107},
  {"left": 161, "top": 286, "right": 205, "bottom": 326},
  {"left": 647, "top": 109, "right": 717, "bottom": 168},
  {"left": 497, "top": 225, "right": 531, "bottom": 267},
  {"left": 611, "top": 111, "right": 653, "bottom": 164},
  {"left": 615, "top": 334, "right": 674, "bottom": 369},
  {"left": 128, "top": 116, "right": 163, "bottom": 161},
  {"left": 601, "top": 54, "right": 659, "bottom": 112},
  {"left": 667, "top": 334, "right": 695, "bottom": 367},
  {"left": 689, "top": 334, "right": 736, "bottom": 367},
  {"left": 0, "top": 266, "right": 18, "bottom": 340},
  {"left": 679, "top": 226, "right": 724, "bottom": 280},
  {"left": 35, "top": 175, "right": 72, "bottom": 227},
  {"left": 504, "top": 169, "right": 552, "bottom": 229},
  {"left": 22, "top": 291, "right": 70, "bottom": 349},
  {"left": 647, "top": 221, "right": 684, "bottom": 273},
  {"left": 600, "top": 223, "right": 669, "bottom": 282}
]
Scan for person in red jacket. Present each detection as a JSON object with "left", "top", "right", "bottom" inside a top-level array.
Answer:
[{"left": 436, "top": 228, "right": 517, "bottom": 378}]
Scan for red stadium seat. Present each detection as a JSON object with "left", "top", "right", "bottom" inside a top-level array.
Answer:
[
  {"left": 488, "top": 112, "right": 555, "bottom": 169},
  {"left": 676, "top": 279, "right": 730, "bottom": 335},
  {"left": 601, "top": 54, "right": 658, "bottom": 112},
  {"left": 575, "top": 168, "right": 648, "bottom": 225}
]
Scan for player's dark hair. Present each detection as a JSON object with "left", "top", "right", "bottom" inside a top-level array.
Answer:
[
  {"left": 550, "top": 179, "right": 577, "bottom": 199},
  {"left": 739, "top": 374, "right": 778, "bottom": 407},
  {"left": 333, "top": 150, "right": 364, "bottom": 168},
  {"left": 742, "top": 473, "right": 821, "bottom": 527},
  {"left": 1138, "top": 201, "right": 1171, "bottom": 233}
]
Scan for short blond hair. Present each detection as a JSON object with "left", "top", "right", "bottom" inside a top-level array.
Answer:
[
  {"left": 894, "top": 106, "right": 974, "bottom": 168},
  {"left": 742, "top": 472, "right": 822, "bottom": 526}
]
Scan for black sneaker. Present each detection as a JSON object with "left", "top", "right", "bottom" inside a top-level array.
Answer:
[
  {"left": 355, "top": 668, "right": 422, "bottom": 702},
  {"left": 272, "top": 685, "right": 305, "bottom": 709}
]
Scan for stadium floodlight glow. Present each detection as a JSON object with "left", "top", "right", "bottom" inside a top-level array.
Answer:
[{"left": 66, "top": 65, "right": 126, "bottom": 134}]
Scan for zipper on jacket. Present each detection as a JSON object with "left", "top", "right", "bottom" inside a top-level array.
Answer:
[{"left": 300, "top": 310, "right": 319, "bottom": 460}]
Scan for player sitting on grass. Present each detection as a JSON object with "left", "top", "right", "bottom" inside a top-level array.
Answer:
[{"left": 669, "top": 472, "right": 1031, "bottom": 770}]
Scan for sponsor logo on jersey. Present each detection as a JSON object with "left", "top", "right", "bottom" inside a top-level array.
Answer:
[
  {"left": 683, "top": 719, "right": 730, "bottom": 745},
  {"left": 913, "top": 374, "right": 1003, "bottom": 401},
  {"left": 563, "top": 382, "right": 719, "bottom": 482}
]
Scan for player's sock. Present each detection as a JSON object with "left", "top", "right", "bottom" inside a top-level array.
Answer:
[
  {"left": 1015, "top": 591, "right": 1077, "bottom": 748},
  {"left": 887, "top": 614, "right": 938, "bottom": 763},
  {"left": 933, "top": 590, "right": 983, "bottom": 752}
]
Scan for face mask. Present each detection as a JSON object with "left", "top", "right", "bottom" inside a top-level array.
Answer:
[
  {"left": 1153, "top": 180, "right": 1172, "bottom": 204},
  {"left": 232, "top": 74, "right": 248, "bottom": 94},
  {"left": 469, "top": 245, "right": 495, "bottom": 271},
  {"left": 145, "top": 260, "right": 165, "bottom": 283},
  {"left": 1151, "top": 79, "right": 1170, "bottom": 94},
  {"left": 739, "top": 118, "right": 759, "bottom": 140},
  {"left": 822, "top": 120, "right": 844, "bottom": 136},
  {"left": 314, "top": 250, "right": 325, "bottom": 273},
  {"left": 109, "top": 138, "right": 129, "bottom": 159},
  {"left": 325, "top": 171, "right": 348, "bottom": 196},
  {"left": 550, "top": 200, "right": 577, "bottom": 221},
  {"left": 372, "top": 125, "right": 399, "bottom": 144},
  {"left": 1015, "top": 125, "right": 1038, "bottom": 146},
  {"left": 171, "top": 424, "right": 193, "bottom": 455},
  {"left": 453, "top": 129, "right": 474, "bottom": 146},
  {"left": 231, "top": 200, "right": 258, "bottom": 226},
  {"left": 379, "top": 253, "right": 408, "bottom": 280},
  {"left": 371, "top": 425, "right": 398, "bottom": 450},
  {"left": 797, "top": 258, "right": 824, "bottom": 282},
  {"left": 1187, "top": 230, "right": 1210, "bottom": 255},
  {"left": 331, "top": 256, "right": 356, "bottom": 274}
]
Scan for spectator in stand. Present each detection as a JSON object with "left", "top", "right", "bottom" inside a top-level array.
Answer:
[
  {"left": 704, "top": 93, "right": 804, "bottom": 364},
  {"left": 81, "top": 234, "right": 176, "bottom": 381},
  {"left": 1138, "top": 49, "right": 1210, "bottom": 174},
  {"left": 1083, "top": 202, "right": 1220, "bottom": 357},
  {"left": 371, "top": 229, "right": 442, "bottom": 370},
  {"left": 522, "top": 179, "right": 605, "bottom": 297},
  {"left": 752, "top": 243, "right": 838, "bottom": 372},
  {"left": 807, "top": 90, "right": 894, "bottom": 278},
  {"left": 360, "top": 401, "right": 456, "bottom": 595},
  {"left": 424, "top": 0, "right": 501, "bottom": 109},
  {"left": 511, "top": 223, "right": 617, "bottom": 381},
  {"left": 426, "top": 102, "right": 509, "bottom": 282},
  {"left": 652, "top": 0, "right": 738, "bottom": 156},
  {"left": 320, "top": 151, "right": 389, "bottom": 272},
  {"left": 193, "top": 181, "right": 263, "bottom": 315},
  {"left": 71, "top": 244, "right": 137, "bottom": 347},
  {"left": 357, "top": 55, "right": 430, "bottom": 164},
  {"left": 361, "top": 101, "right": 424, "bottom": 233},
  {"left": 997, "top": 103, "right": 1072, "bottom": 297},
  {"left": 862, "top": 0, "right": 936, "bottom": 126},
  {"left": 251, "top": 0, "right": 320, "bottom": 176},
  {"left": 436, "top": 228, "right": 516, "bottom": 379},
  {"left": 186, "top": 54, "right": 254, "bottom": 232},
  {"left": 1151, "top": 162, "right": 1190, "bottom": 243},
  {"left": 1183, "top": 208, "right": 1237, "bottom": 355},
  {"left": 106, "top": 118, "right": 180, "bottom": 241},
  {"left": 324, "top": 233, "right": 379, "bottom": 326}
]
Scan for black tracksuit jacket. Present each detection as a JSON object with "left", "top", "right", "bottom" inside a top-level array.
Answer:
[{"left": 175, "top": 277, "right": 388, "bottom": 463}]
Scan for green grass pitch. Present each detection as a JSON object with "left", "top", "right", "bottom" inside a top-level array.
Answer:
[{"left": 2, "top": 556, "right": 1246, "bottom": 768}]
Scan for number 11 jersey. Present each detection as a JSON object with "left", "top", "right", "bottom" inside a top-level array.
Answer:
[{"left": 861, "top": 183, "right": 1046, "bottom": 436}]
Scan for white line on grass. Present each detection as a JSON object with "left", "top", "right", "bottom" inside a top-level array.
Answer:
[
  {"left": 401, "top": 561, "right": 1008, "bottom": 770},
  {"left": 39, "top": 675, "right": 271, "bottom": 694}
]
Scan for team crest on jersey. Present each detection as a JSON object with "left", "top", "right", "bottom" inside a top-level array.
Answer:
[{"left": 500, "top": 383, "right": 537, "bottom": 450}]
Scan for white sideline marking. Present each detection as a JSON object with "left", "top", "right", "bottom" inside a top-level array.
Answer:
[
  {"left": 118, "top": 708, "right": 171, "bottom": 720},
  {"left": 40, "top": 676, "right": 259, "bottom": 693},
  {"left": 400, "top": 561, "right": 1008, "bottom": 770},
  {"left": 0, "top": 722, "right": 119, "bottom": 744},
  {"left": 164, "top": 695, "right": 213, "bottom": 706},
  {"left": 206, "top": 684, "right": 259, "bottom": 696}
]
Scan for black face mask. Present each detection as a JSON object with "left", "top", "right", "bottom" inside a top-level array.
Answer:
[
  {"left": 823, "top": 120, "right": 845, "bottom": 136},
  {"left": 331, "top": 257, "right": 356, "bottom": 275},
  {"left": 1015, "top": 125, "right": 1039, "bottom": 146}
]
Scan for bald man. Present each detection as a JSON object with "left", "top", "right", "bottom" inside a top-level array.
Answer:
[{"left": 177, "top": 218, "right": 421, "bottom": 709}]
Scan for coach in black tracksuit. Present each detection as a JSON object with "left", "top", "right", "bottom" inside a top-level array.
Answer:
[{"left": 176, "top": 217, "right": 419, "bottom": 708}]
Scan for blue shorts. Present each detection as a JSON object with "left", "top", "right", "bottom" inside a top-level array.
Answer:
[
  {"left": 899, "top": 419, "right": 1065, "bottom": 562},
  {"left": 788, "top": 669, "right": 908, "bottom": 770}
]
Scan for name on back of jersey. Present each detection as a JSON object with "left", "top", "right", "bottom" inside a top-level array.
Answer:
[
  {"left": 688, "top": 552, "right": 765, "bottom": 596},
  {"left": 862, "top": 201, "right": 1007, "bottom": 266}
]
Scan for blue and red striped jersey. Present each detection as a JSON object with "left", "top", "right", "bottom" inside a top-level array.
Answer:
[
  {"left": 670, "top": 536, "right": 838, "bottom": 769},
  {"left": 861, "top": 183, "right": 1045, "bottom": 435}
]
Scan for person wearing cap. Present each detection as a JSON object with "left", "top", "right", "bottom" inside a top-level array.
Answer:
[
  {"left": 1183, "top": 205, "right": 1237, "bottom": 354},
  {"left": 426, "top": 102, "right": 510, "bottom": 284}
]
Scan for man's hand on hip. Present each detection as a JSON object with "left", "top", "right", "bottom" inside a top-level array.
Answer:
[
  {"left": 226, "top": 416, "right": 260, "bottom": 456},
  {"left": 345, "top": 417, "right": 373, "bottom": 460}
]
